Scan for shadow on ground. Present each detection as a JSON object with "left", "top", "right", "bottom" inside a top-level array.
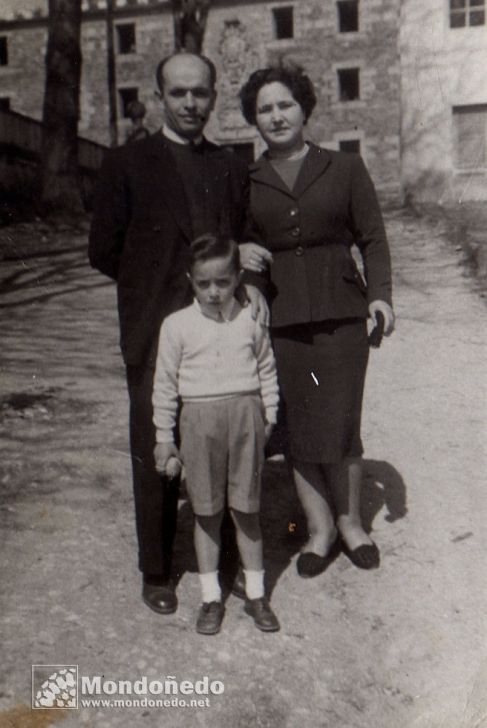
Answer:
[{"left": 170, "top": 457, "right": 407, "bottom": 599}]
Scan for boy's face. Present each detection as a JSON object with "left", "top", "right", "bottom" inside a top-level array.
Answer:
[{"left": 189, "top": 254, "right": 240, "bottom": 314}]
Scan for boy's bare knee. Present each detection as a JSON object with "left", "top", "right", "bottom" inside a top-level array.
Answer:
[
  {"left": 230, "top": 508, "right": 261, "bottom": 539},
  {"left": 195, "top": 510, "right": 224, "bottom": 532}
]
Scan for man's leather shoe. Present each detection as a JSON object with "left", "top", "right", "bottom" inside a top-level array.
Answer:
[
  {"left": 142, "top": 581, "right": 177, "bottom": 614},
  {"left": 231, "top": 566, "right": 246, "bottom": 600},
  {"left": 196, "top": 601, "right": 224, "bottom": 635},
  {"left": 244, "top": 597, "right": 280, "bottom": 632}
]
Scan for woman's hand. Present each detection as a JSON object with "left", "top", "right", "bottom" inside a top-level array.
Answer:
[
  {"left": 368, "top": 300, "right": 395, "bottom": 336},
  {"left": 239, "top": 242, "right": 273, "bottom": 273},
  {"left": 243, "top": 284, "right": 270, "bottom": 327}
]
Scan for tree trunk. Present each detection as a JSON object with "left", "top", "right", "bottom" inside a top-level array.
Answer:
[
  {"left": 172, "top": 0, "right": 211, "bottom": 53},
  {"left": 39, "top": 0, "right": 83, "bottom": 214},
  {"left": 105, "top": 0, "right": 118, "bottom": 147}
]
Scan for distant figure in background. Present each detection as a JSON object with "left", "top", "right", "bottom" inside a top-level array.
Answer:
[{"left": 125, "top": 100, "right": 150, "bottom": 144}]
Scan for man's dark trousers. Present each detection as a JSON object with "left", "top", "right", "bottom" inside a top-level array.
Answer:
[{"left": 126, "top": 364, "right": 179, "bottom": 578}]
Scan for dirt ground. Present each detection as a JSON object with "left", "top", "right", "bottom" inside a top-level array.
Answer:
[{"left": 0, "top": 206, "right": 486, "bottom": 728}]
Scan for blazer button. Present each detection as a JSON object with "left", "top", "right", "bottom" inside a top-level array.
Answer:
[
  {"left": 289, "top": 207, "right": 299, "bottom": 217},
  {"left": 152, "top": 224, "right": 162, "bottom": 232},
  {"left": 291, "top": 227, "right": 300, "bottom": 237},
  {"left": 295, "top": 246, "right": 304, "bottom": 256}
]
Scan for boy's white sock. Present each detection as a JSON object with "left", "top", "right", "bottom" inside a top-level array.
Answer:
[
  {"left": 199, "top": 572, "right": 221, "bottom": 603},
  {"left": 244, "top": 569, "right": 265, "bottom": 600}
]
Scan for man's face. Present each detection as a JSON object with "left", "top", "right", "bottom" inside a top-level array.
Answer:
[{"left": 160, "top": 55, "right": 216, "bottom": 139}]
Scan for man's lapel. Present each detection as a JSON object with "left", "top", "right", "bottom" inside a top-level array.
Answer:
[{"left": 142, "top": 133, "right": 193, "bottom": 241}]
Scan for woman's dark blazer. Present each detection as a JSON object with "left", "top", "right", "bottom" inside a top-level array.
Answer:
[{"left": 248, "top": 143, "right": 392, "bottom": 328}]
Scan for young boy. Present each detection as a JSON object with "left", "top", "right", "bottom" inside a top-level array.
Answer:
[{"left": 152, "top": 233, "right": 280, "bottom": 635}]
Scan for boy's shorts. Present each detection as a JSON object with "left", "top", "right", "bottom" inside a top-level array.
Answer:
[{"left": 179, "top": 394, "right": 265, "bottom": 517}]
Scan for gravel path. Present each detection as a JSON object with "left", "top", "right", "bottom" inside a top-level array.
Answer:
[{"left": 0, "top": 208, "right": 485, "bottom": 728}]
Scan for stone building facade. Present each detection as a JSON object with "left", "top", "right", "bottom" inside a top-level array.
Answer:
[
  {"left": 400, "top": 0, "right": 487, "bottom": 203},
  {"left": 0, "top": 0, "right": 401, "bottom": 199},
  {"left": 1, "top": 0, "right": 486, "bottom": 202}
]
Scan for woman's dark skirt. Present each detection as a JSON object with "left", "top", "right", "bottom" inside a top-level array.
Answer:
[{"left": 271, "top": 318, "right": 369, "bottom": 464}]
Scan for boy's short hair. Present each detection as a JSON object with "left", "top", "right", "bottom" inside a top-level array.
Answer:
[{"left": 189, "top": 234, "right": 240, "bottom": 273}]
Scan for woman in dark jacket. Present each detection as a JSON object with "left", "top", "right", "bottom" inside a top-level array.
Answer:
[{"left": 239, "top": 64, "right": 394, "bottom": 576}]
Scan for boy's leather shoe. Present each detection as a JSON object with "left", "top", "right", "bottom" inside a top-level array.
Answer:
[
  {"left": 142, "top": 580, "right": 177, "bottom": 614},
  {"left": 244, "top": 597, "right": 280, "bottom": 632},
  {"left": 196, "top": 601, "right": 224, "bottom": 635},
  {"left": 231, "top": 566, "right": 246, "bottom": 600}
]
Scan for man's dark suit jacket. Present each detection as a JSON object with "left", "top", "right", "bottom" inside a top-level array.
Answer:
[
  {"left": 89, "top": 133, "right": 249, "bottom": 367},
  {"left": 248, "top": 143, "right": 392, "bottom": 328}
]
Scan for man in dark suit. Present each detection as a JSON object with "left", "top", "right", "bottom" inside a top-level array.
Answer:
[{"left": 89, "top": 52, "right": 269, "bottom": 614}]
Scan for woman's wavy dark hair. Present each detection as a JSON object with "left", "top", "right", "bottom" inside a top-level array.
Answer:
[{"left": 240, "top": 62, "right": 317, "bottom": 126}]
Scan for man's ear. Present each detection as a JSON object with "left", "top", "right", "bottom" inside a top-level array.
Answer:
[{"left": 209, "top": 89, "right": 217, "bottom": 113}]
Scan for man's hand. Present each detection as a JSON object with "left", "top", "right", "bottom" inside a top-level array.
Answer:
[
  {"left": 154, "top": 442, "right": 181, "bottom": 477},
  {"left": 239, "top": 242, "right": 273, "bottom": 273},
  {"left": 243, "top": 284, "right": 270, "bottom": 327},
  {"left": 369, "top": 300, "right": 395, "bottom": 337}
]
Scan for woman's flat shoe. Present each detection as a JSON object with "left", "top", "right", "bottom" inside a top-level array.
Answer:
[
  {"left": 297, "top": 539, "right": 340, "bottom": 578},
  {"left": 342, "top": 540, "right": 380, "bottom": 570}
]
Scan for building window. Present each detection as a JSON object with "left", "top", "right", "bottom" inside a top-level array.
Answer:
[
  {"left": 339, "top": 139, "right": 360, "bottom": 153},
  {"left": 0, "top": 36, "right": 8, "bottom": 66},
  {"left": 273, "top": 6, "right": 294, "bottom": 39},
  {"left": 338, "top": 68, "right": 360, "bottom": 101},
  {"left": 119, "top": 88, "right": 139, "bottom": 118},
  {"left": 450, "top": 0, "right": 485, "bottom": 27},
  {"left": 337, "top": 1, "right": 359, "bottom": 32},
  {"left": 0, "top": 97, "right": 10, "bottom": 111},
  {"left": 116, "top": 23, "right": 136, "bottom": 54},
  {"left": 453, "top": 104, "right": 487, "bottom": 168}
]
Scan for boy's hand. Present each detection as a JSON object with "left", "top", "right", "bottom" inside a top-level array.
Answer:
[
  {"left": 264, "top": 422, "right": 274, "bottom": 443},
  {"left": 154, "top": 442, "right": 181, "bottom": 478}
]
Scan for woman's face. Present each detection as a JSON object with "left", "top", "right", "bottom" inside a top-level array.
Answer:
[{"left": 255, "top": 81, "right": 305, "bottom": 153}]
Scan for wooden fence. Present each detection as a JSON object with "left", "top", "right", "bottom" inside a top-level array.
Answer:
[{"left": 0, "top": 108, "right": 107, "bottom": 173}]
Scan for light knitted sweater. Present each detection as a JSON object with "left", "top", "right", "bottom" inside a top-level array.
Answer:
[{"left": 153, "top": 299, "right": 279, "bottom": 443}]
